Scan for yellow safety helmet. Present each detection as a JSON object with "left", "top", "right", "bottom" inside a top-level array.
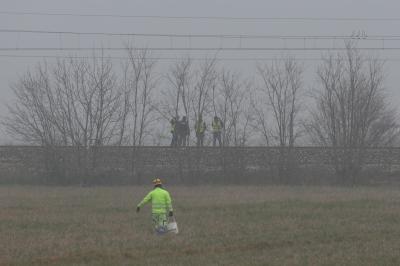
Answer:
[{"left": 152, "top": 178, "right": 162, "bottom": 185}]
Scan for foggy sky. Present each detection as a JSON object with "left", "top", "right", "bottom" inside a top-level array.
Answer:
[{"left": 1, "top": 0, "right": 400, "bottom": 143}]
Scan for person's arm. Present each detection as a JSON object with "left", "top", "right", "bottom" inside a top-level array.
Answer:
[
  {"left": 165, "top": 191, "right": 173, "bottom": 216},
  {"left": 136, "top": 191, "right": 152, "bottom": 212}
]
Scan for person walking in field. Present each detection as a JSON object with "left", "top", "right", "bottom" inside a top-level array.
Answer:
[{"left": 136, "top": 178, "right": 174, "bottom": 234}]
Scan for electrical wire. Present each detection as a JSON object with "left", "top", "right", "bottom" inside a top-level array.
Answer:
[
  {"left": 0, "top": 47, "right": 399, "bottom": 51},
  {"left": 1, "top": 11, "right": 400, "bottom": 22},
  {"left": 0, "top": 54, "right": 399, "bottom": 62},
  {"left": 0, "top": 29, "right": 399, "bottom": 41}
]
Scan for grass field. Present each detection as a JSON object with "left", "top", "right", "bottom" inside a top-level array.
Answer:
[{"left": 1, "top": 185, "right": 400, "bottom": 266}]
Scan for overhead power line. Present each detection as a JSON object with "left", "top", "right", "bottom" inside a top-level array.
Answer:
[
  {"left": 1, "top": 54, "right": 400, "bottom": 62},
  {"left": 0, "top": 47, "right": 399, "bottom": 51},
  {"left": 1, "top": 29, "right": 400, "bottom": 40},
  {"left": 1, "top": 11, "right": 400, "bottom": 22}
]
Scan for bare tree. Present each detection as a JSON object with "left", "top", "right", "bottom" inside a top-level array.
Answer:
[
  {"left": 191, "top": 58, "right": 218, "bottom": 145},
  {"left": 116, "top": 61, "right": 132, "bottom": 145},
  {"left": 214, "top": 70, "right": 252, "bottom": 146},
  {"left": 254, "top": 57, "right": 303, "bottom": 182},
  {"left": 255, "top": 57, "right": 303, "bottom": 147},
  {"left": 305, "top": 42, "right": 399, "bottom": 183},
  {"left": 158, "top": 57, "right": 194, "bottom": 146},
  {"left": 164, "top": 57, "right": 193, "bottom": 120},
  {"left": 121, "top": 46, "right": 158, "bottom": 182},
  {"left": 3, "top": 55, "right": 125, "bottom": 183},
  {"left": 51, "top": 56, "right": 121, "bottom": 148},
  {"left": 124, "top": 46, "right": 158, "bottom": 146},
  {"left": 3, "top": 64, "right": 59, "bottom": 146}
]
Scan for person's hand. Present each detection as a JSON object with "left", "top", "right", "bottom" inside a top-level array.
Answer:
[
  {"left": 168, "top": 211, "right": 173, "bottom": 217},
  {"left": 136, "top": 206, "right": 140, "bottom": 213}
]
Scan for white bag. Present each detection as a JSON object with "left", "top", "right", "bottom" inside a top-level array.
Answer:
[{"left": 167, "top": 217, "right": 179, "bottom": 234}]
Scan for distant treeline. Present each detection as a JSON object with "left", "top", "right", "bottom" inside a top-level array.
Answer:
[{"left": 1, "top": 41, "right": 399, "bottom": 183}]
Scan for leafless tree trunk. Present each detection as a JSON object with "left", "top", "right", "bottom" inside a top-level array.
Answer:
[
  {"left": 116, "top": 61, "right": 131, "bottom": 146},
  {"left": 123, "top": 46, "right": 158, "bottom": 182},
  {"left": 255, "top": 57, "right": 303, "bottom": 182},
  {"left": 191, "top": 58, "right": 217, "bottom": 144},
  {"left": 214, "top": 70, "right": 252, "bottom": 146},
  {"left": 124, "top": 46, "right": 157, "bottom": 147},
  {"left": 256, "top": 57, "right": 303, "bottom": 147}
]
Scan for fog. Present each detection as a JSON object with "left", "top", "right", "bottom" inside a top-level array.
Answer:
[{"left": 1, "top": 0, "right": 400, "bottom": 143}]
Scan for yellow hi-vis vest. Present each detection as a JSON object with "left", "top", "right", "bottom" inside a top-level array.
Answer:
[
  {"left": 196, "top": 121, "right": 206, "bottom": 134},
  {"left": 170, "top": 121, "right": 176, "bottom": 133},
  {"left": 212, "top": 119, "right": 222, "bottom": 132}
]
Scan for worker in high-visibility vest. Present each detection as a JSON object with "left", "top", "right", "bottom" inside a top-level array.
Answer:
[
  {"left": 212, "top": 116, "right": 223, "bottom": 147},
  {"left": 195, "top": 115, "right": 206, "bottom": 146},
  {"left": 136, "top": 178, "right": 174, "bottom": 234}
]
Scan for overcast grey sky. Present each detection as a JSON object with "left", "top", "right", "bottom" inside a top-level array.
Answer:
[{"left": 1, "top": 0, "right": 400, "bottom": 143}]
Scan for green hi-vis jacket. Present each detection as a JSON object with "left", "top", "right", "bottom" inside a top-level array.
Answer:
[{"left": 137, "top": 187, "right": 173, "bottom": 214}]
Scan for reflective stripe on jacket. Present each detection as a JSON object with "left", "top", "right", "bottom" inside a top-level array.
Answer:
[{"left": 137, "top": 187, "right": 173, "bottom": 214}]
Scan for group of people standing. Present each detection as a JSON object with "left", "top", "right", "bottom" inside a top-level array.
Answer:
[
  {"left": 170, "top": 115, "right": 224, "bottom": 147},
  {"left": 170, "top": 116, "right": 190, "bottom": 147}
]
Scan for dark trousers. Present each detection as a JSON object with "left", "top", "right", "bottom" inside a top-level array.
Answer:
[
  {"left": 196, "top": 133, "right": 204, "bottom": 146},
  {"left": 170, "top": 132, "right": 177, "bottom": 147},
  {"left": 213, "top": 132, "right": 222, "bottom": 147},
  {"left": 178, "top": 134, "right": 188, "bottom": 146}
]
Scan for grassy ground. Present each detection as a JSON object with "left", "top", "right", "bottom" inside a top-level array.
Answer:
[{"left": 1, "top": 185, "right": 400, "bottom": 266}]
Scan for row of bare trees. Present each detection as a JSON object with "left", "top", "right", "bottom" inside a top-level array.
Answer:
[
  {"left": 1, "top": 47, "right": 159, "bottom": 182},
  {"left": 2, "top": 43, "right": 399, "bottom": 183},
  {"left": 3, "top": 48, "right": 157, "bottom": 148}
]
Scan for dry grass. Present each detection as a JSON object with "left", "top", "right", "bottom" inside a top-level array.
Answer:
[{"left": 1, "top": 185, "right": 400, "bottom": 265}]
